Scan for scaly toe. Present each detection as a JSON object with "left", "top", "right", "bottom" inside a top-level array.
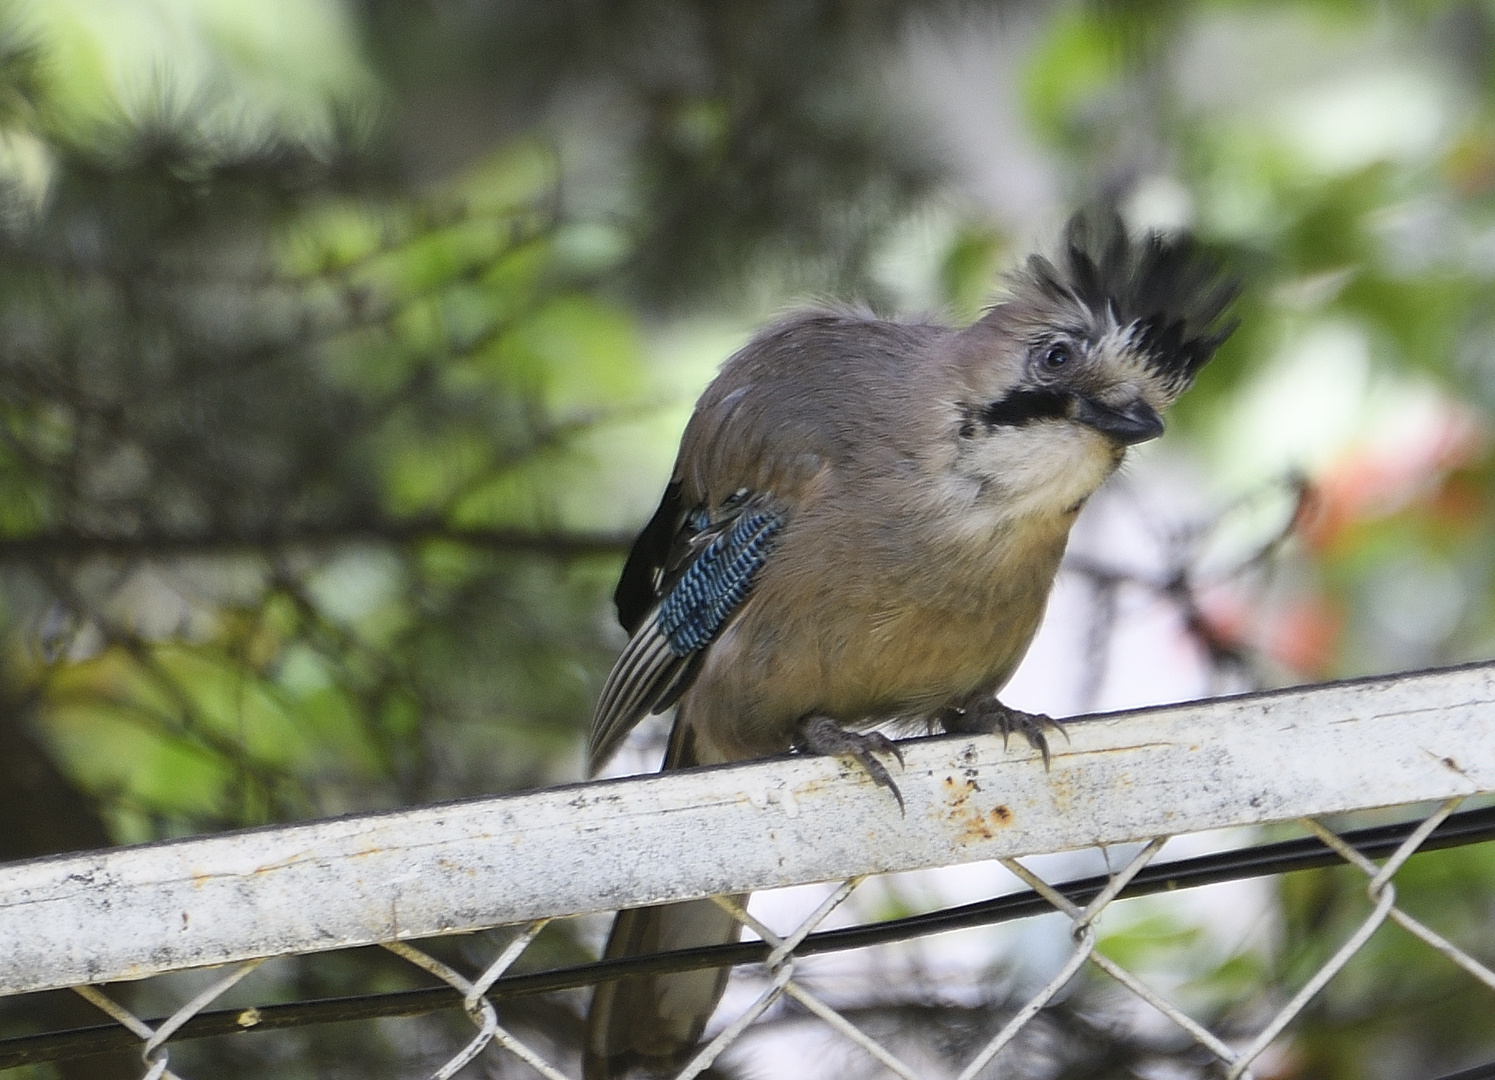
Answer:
[
  {"left": 796, "top": 716, "right": 906, "bottom": 813},
  {"left": 939, "top": 701, "right": 1068, "bottom": 770}
]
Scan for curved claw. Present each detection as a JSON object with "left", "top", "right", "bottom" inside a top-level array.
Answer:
[
  {"left": 938, "top": 699, "right": 1068, "bottom": 769},
  {"left": 796, "top": 716, "right": 906, "bottom": 814}
]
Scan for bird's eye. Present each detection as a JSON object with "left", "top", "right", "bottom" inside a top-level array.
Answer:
[{"left": 1040, "top": 342, "right": 1071, "bottom": 372}]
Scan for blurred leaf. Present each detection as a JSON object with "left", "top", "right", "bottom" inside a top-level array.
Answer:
[{"left": 1022, "top": 8, "right": 1119, "bottom": 146}]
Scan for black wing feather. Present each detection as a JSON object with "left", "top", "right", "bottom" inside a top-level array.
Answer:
[{"left": 614, "top": 480, "right": 686, "bottom": 635}]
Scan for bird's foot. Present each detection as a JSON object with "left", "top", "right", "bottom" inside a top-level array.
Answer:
[
  {"left": 795, "top": 716, "right": 906, "bottom": 814},
  {"left": 937, "top": 699, "right": 1067, "bottom": 769}
]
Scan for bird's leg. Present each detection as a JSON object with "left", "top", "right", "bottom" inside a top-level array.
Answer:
[
  {"left": 937, "top": 697, "right": 1067, "bottom": 769},
  {"left": 795, "top": 716, "right": 905, "bottom": 813}
]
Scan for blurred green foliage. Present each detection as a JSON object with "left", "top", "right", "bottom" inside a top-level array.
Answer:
[
  {"left": 0, "top": 99, "right": 642, "bottom": 837},
  {"left": 0, "top": 0, "right": 1492, "bottom": 1078}
]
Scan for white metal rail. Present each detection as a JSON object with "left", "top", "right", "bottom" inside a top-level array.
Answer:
[{"left": 0, "top": 662, "right": 1492, "bottom": 996}]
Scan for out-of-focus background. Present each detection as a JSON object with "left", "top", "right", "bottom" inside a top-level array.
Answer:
[{"left": 1, "top": 1, "right": 1493, "bottom": 1077}]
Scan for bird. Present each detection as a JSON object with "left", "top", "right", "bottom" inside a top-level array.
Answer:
[{"left": 582, "top": 210, "right": 1238, "bottom": 1079}]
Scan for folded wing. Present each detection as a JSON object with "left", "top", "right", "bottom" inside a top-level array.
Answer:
[{"left": 588, "top": 490, "right": 787, "bottom": 772}]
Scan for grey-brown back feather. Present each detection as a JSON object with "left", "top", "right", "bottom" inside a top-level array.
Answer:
[{"left": 676, "top": 310, "right": 952, "bottom": 507}]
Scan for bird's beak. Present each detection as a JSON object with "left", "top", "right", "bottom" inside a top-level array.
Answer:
[{"left": 1071, "top": 395, "right": 1165, "bottom": 446}]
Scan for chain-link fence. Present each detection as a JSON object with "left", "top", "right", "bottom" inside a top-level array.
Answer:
[{"left": 1, "top": 662, "right": 1493, "bottom": 1079}]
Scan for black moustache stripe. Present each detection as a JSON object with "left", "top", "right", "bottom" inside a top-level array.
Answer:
[{"left": 980, "top": 388, "right": 1071, "bottom": 427}]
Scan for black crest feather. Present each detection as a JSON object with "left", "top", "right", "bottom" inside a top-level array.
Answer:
[{"left": 1024, "top": 210, "right": 1240, "bottom": 392}]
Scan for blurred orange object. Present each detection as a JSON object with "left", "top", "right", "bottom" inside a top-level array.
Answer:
[{"left": 1301, "top": 403, "right": 1484, "bottom": 551}]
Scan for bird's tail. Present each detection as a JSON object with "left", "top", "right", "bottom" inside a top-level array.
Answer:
[
  {"left": 582, "top": 895, "right": 745, "bottom": 1079},
  {"left": 582, "top": 712, "right": 746, "bottom": 1080}
]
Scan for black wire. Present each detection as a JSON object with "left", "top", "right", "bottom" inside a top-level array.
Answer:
[{"left": 2, "top": 805, "right": 1493, "bottom": 1070}]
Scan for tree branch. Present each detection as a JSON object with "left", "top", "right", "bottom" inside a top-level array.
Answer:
[{"left": 0, "top": 521, "right": 636, "bottom": 561}]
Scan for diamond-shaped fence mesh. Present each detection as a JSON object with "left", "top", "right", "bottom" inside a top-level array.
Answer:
[{"left": 2, "top": 663, "right": 1493, "bottom": 1079}]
